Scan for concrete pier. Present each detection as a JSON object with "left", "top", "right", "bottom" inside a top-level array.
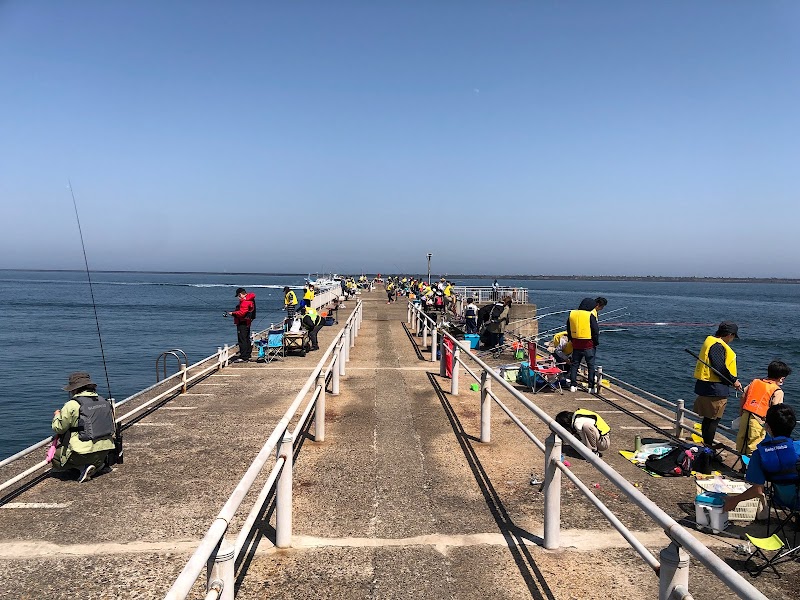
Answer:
[{"left": 0, "top": 291, "right": 795, "bottom": 599}]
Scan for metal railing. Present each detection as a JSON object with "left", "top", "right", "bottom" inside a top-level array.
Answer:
[
  {"left": 453, "top": 286, "right": 528, "bottom": 304},
  {"left": 164, "top": 299, "right": 363, "bottom": 600},
  {"left": 407, "top": 301, "right": 766, "bottom": 600},
  {"left": 156, "top": 349, "right": 188, "bottom": 382},
  {"left": 0, "top": 292, "right": 346, "bottom": 497}
]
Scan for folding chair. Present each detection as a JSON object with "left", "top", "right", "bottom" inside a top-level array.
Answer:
[
  {"left": 258, "top": 329, "right": 284, "bottom": 363},
  {"left": 744, "top": 534, "right": 788, "bottom": 577}
]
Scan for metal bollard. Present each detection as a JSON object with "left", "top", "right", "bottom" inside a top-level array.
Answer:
[
  {"left": 596, "top": 366, "right": 603, "bottom": 396},
  {"left": 315, "top": 374, "right": 326, "bottom": 442},
  {"left": 276, "top": 433, "right": 294, "bottom": 548},
  {"left": 181, "top": 363, "right": 187, "bottom": 393},
  {"left": 675, "top": 399, "right": 685, "bottom": 438},
  {"left": 423, "top": 321, "right": 428, "bottom": 348},
  {"left": 480, "top": 369, "right": 491, "bottom": 443},
  {"left": 332, "top": 353, "right": 340, "bottom": 395},
  {"left": 206, "top": 536, "right": 235, "bottom": 600},
  {"left": 451, "top": 345, "right": 460, "bottom": 395},
  {"left": 543, "top": 432, "right": 562, "bottom": 549},
  {"left": 430, "top": 327, "right": 438, "bottom": 363},
  {"left": 658, "top": 541, "right": 690, "bottom": 600}
]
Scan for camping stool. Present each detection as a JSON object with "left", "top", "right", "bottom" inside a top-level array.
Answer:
[
  {"left": 532, "top": 365, "right": 564, "bottom": 395},
  {"left": 744, "top": 533, "right": 785, "bottom": 577}
]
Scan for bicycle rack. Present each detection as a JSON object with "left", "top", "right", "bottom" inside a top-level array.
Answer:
[{"left": 156, "top": 349, "right": 189, "bottom": 382}]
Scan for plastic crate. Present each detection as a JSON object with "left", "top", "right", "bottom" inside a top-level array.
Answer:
[
  {"left": 695, "top": 480, "right": 760, "bottom": 521},
  {"left": 464, "top": 334, "right": 480, "bottom": 349}
]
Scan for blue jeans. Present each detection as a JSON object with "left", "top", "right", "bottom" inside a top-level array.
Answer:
[{"left": 569, "top": 347, "right": 596, "bottom": 388}]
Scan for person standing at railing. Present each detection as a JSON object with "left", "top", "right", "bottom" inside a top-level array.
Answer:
[
  {"left": 50, "top": 372, "right": 115, "bottom": 483},
  {"left": 283, "top": 286, "right": 299, "bottom": 322},
  {"left": 566, "top": 297, "right": 600, "bottom": 393},
  {"left": 735, "top": 361, "right": 791, "bottom": 456},
  {"left": 693, "top": 321, "right": 742, "bottom": 448},
  {"left": 225, "top": 287, "right": 255, "bottom": 362},
  {"left": 492, "top": 279, "right": 499, "bottom": 301},
  {"left": 464, "top": 297, "right": 479, "bottom": 334},
  {"left": 556, "top": 408, "right": 612, "bottom": 457}
]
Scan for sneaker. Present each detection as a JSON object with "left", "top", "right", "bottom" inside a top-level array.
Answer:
[
  {"left": 231, "top": 358, "right": 244, "bottom": 363},
  {"left": 588, "top": 387, "right": 597, "bottom": 394},
  {"left": 569, "top": 386, "right": 577, "bottom": 393},
  {"left": 78, "top": 464, "right": 96, "bottom": 483}
]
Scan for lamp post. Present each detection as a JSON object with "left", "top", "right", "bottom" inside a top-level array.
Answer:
[{"left": 426, "top": 253, "right": 432, "bottom": 286}]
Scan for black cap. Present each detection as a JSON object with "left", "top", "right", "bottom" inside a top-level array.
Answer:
[
  {"left": 283, "top": 286, "right": 290, "bottom": 292},
  {"left": 716, "top": 321, "right": 739, "bottom": 339},
  {"left": 235, "top": 287, "right": 247, "bottom": 296}
]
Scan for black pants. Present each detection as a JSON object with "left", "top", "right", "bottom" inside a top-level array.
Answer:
[
  {"left": 308, "top": 323, "right": 324, "bottom": 349},
  {"left": 237, "top": 321, "right": 252, "bottom": 359},
  {"left": 569, "top": 347, "right": 596, "bottom": 388}
]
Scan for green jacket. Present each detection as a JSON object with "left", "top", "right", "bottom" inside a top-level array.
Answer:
[{"left": 52, "top": 391, "right": 116, "bottom": 455}]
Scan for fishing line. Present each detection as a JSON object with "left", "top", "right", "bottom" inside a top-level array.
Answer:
[{"left": 68, "top": 180, "right": 112, "bottom": 400}]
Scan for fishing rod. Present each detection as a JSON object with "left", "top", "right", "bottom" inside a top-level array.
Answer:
[
  {"left": 69, "top": 181, "right": 122, "bottom": 465},
  {"left": 683, "top": 348, "right": 738, "bottom": 388}
]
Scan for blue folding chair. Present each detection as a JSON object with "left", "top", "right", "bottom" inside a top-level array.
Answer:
[{"left": 256, "top": 329, "right": 285, "bottom": 363}]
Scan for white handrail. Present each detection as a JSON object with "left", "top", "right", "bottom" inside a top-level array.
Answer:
[
  {"left": 409, "top": 301, "right": 766, "bottom": 600},
  {"left": 165, "top": 300, "right": 363, "bottom": 600}
]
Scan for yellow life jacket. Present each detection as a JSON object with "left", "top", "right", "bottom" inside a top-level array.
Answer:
[
  {"left": 285, "top": 290, "right": 298, "bottom": 305},
  {"left": 444, "top": 285, "right": 452, "bottom": 297},
  {"left": 741, "top": 379, "right": 781, "bottom": 418},
  {"left": 573, "top": 409, "right": 610, "bottom": 436},
  {"left": 693, "top": 336, "right": 737, "bottom": 382},
  {"left": 568, "top": 310, "right": 592, "bottom": 340},
  {"left": 552, "top": 331, "right": 573, "bottom": 355},
  {"left": 303, "top": 288, "right": 314, "bottom": 301}
]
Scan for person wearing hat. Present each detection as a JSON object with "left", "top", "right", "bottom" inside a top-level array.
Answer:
[
  {"left": 51, "top": 372, "right": 116, "bottom": 482},
  {"left": 225, "top": 287, "right": 256, "bottom": 362},
  {"left": 693, "top": 321, "right": 743, "bottom": 448}
]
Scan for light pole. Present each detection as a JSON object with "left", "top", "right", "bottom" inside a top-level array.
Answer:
[{"left": 426, "top": 253, "right": 432, "bottom": 286}]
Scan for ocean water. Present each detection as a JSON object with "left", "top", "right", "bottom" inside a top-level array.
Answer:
[{"left": 1, "top": 271, "right": 798, "bottom": 458}]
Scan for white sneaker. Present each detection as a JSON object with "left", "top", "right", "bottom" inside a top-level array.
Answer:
[
  {"left": 588, "top": 387, "right": 597, "bottom": 394},
  {"left": 78, "top": 464, "right": 96, "bottom": 483},
  {"left": 569, "top": 386, "right": 577, "bottom": 393}
]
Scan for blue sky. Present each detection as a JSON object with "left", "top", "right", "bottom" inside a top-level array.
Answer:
[{"left": 1, "top": 1, "right": 798, "bottom": 277}]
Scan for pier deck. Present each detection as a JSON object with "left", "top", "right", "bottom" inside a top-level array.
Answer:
[{"left": 0, "top": 291, "right": 796, "bottom": 599}]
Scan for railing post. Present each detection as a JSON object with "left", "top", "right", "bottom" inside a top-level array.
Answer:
[
  {"left": 315, "top": 374, "right": 326, "bottom": 442},
  {"left": 596, "top": 366, "right": 603, "bottom": 395},
  {"left": 332, "top": 353, "right": 340, "bottom": 395},
  {"left": 275, "top": 433, "right": 294, "bottom": 549},
  {"left": 181, "top": 363, "right": 188, "bottom": 393},
  {"left": 543, "top": 432, "right": 562, "bottom": 549},
  {"left": 407, "top": 303, "right": 412, "bottom": 324},
  {"left": 451, "top": 345, "right": 460, "bottom": 395},
  {"left": 223, "top": 344, "right": 230, "bottom": 367},
  {"left": 349, "top": 323, "right": 355, "bottom": 349},
  {"left": 339, "top": 340, "right": 347, "bottom": 376},
  {"left": 206, "top": 536, "right": 235, "bottom": 600},
  {"left": 439, "top": 338, "right": 447, "bottom": 377},
  {"left": 217, "top": 347, "right": 222, "bottom": 369},
  {"left": 480, "top": 369, "right": 491, "bottom": 443},
  {"left": 675, "top": 399, "right": 685, "bottom": 438},
  {"left": 416, "top": 313, "right": 423, "bottom": 337},
  {"left": 423, "top": 320, "right": 429, "bottom": 348},
  {"left": 658, "top": 541, "right": 690, "bottom": 600},
  {"left": 430, "top": 327, "right": 438, "bottom": 363}
]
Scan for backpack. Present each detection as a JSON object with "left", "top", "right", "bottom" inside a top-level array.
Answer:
[
  {"left": 246, "top": 298, "right": 257, "bottom": 321},
  {"left": 488, "top": 303, "right": 504, "bottom": 323},
  {"left": 72, "top": 395, "right": 115, "bottom": 442},
  {"left": 644, "top": 445, "right": 695, "bottom": 477}
]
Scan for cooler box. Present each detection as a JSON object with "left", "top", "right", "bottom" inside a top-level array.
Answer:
[
  {"left": 695, "top": 491, "right": 729, "bottom": 532},
  {"left": 464, "top": 334, "right": 480, "bottom": 349}
]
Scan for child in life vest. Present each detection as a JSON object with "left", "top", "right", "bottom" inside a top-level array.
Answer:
[{"left": 736, "top": 360, "right": 791, "bottom": 456}]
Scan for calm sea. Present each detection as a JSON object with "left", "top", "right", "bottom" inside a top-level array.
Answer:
[{"left": 1, "top": 271, "right": 798, "bottom": 458}]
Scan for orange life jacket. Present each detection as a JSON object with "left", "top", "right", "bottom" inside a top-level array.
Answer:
[{"left": 741, "top": 379, "right": 781, "bottom": 418}]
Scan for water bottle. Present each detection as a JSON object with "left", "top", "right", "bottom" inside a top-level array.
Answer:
[{"left": 634, "top": 435, "right": 642, "bottom": 452}]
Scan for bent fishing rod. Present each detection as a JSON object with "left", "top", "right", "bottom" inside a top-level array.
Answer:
[{"left": 69, "top": 180, "right": 123, "bottom": 464}]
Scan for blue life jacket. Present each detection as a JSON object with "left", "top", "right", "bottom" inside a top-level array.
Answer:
[{"left": 756, "top": 436, "right": 800, "bottom": 484}]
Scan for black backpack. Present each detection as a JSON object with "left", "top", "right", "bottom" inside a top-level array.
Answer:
[
  {"left": 246, "top": 298, "right": 257, "bottom": 321},
  {"left": 645, "top": 445, "right": 695, "bottom": 477}
]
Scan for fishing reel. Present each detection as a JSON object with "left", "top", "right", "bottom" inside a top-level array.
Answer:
[{"left": 223, "top": 312, "right": 230, "bottom": 318}]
